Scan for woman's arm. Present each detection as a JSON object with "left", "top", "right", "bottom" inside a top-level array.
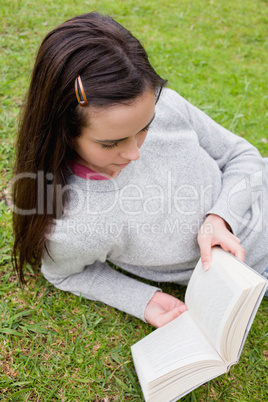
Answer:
[
  {"left": 42, "top": 241, "right": 161, "bottom": 322},
  {"left": 165, "top": 89, "right": 265, "bottom": 267},
  {"left": 171, "top": 89, "right": 265, "bottom": 236}
]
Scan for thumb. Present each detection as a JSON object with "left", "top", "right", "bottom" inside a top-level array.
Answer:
[{"left": 198, "top": 236, "right": 212, "bottom": 271}]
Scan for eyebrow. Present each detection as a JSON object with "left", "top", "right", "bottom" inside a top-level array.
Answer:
[{"left": 95, "top": 113, "right": 155, "bottom": 144}]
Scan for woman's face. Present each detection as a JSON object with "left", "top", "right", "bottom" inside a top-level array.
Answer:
[{"left": 73, "top": 90, "right": 156, "bottom": 178}]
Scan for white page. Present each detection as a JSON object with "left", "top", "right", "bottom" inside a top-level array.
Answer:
[
  {"left": 185, "top": 248, "right": 253, "bottom": 357},
  {"left": 131, "top": 311, "right": 223, "bottom": 384}
]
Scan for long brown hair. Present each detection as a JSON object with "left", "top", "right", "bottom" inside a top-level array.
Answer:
[{"left": 12, "top": 12, "right": 167, "bottom": 284}]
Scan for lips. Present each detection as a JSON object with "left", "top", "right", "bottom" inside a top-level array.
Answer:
[{"left": 114, "top": 162, "right": 130, "bottom": 167}]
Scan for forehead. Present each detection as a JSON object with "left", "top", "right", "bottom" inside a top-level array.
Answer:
[{"left": 81, "top": 91, "right": 156, "bottom": 141}]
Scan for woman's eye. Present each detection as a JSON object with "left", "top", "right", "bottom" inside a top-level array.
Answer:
[
  {"left": 141, "top": 124, "right": 150, "bottom": 132},
  {"left": 101, "top": 143, "right": 118, "bottom": 150},
  {"left": 100, "top": 125, "right": 150, "bottom": 150}
]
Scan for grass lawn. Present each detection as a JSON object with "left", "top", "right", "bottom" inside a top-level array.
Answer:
[{"left": 0, "top": 0, "right": 267, "bottom": 400}]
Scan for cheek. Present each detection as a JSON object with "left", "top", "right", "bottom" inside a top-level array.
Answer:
[
  {"left": 94, "top": 148, "right": 117, "bottom": 163},
  {"left": 137, "top": 131, "right": 148, "bottom": 148}
]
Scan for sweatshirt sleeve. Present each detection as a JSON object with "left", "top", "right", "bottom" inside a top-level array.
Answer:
[
  {"left": 41, "top": 238, "right": 161, "bottom": 322},
  {"left": 167, "top": 89, "right": 266, "bottom": 235}
]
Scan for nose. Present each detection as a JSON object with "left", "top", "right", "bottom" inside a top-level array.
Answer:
[{"left": 120, "top": 138, "right": 140, "bottom": 161}]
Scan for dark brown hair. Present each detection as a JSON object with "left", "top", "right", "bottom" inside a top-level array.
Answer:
[{"left": 12, "top": 12, "right": 167, "bottom": 284}]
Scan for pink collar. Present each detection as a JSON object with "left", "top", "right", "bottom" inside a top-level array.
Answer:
[{"left": 69, "top": 161, "right": 110, "bottom": 180}]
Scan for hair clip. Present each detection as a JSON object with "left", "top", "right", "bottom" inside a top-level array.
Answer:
[{"left": 75, "top": 75, "right": 88, "bottom": 107}]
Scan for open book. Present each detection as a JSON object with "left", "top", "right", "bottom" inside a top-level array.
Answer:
[{"left": 131, "top": 247, "right": 267, "bottom": 402}]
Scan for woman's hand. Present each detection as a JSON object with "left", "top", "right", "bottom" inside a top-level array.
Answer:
[
  {"left": 198, "top": 214, "right": 246, "bottom": 270},
  {"left": 144, "top": 291, "right": 187, "bottom": 328}
]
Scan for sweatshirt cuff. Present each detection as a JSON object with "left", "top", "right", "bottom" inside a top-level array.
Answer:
[
  {"left": 90, "top": 263, "right": 162, "bottom": 322},
  {"left": 206, "top": 206, "right": 240, "bottom": 236}
]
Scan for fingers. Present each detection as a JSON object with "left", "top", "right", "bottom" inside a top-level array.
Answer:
[
  {"left": 235, "top": 246, "right": 246, "bottom": 262},
  {"left": 214, "top": 230, "right": 246, "bottom": 261},
  {"left": 199, "top": 232, "right": 246, "bottom": 269},
  {"left": 150, "top": 291, "right": 185, "bottom": 309},
  {"left": 156, "top": 305, "right": 188, "bottom": 328},
  {"left": 164, "top": 295, "right": 187, "bottom": 310},
  {"left": 198, "top": 214, "right": 246, "bottom": 270},
  {"left": 220, "top": 240, "right": 246, "bottom": 262}
]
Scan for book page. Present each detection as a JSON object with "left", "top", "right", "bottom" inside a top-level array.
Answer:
[
  {"left": 131, "top": 311, "right": 223, "bottom": 385},
  {"left": 185, "top": 247, "right": 264, "bottom": 359}
]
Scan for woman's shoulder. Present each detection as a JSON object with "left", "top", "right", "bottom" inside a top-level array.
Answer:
[
  {"left": 149, "top": 87, "right": 192, "bottom": 134},
  {"left": 156, "top": 87, "right": 191, "bottom": 119},
  {"left": 160, "top": 87, "right": 188, "bottom": 106}
]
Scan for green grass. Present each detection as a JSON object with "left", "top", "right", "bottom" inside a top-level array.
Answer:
[{"left": 0, "top": 0, "right": 267, "bottom": 400}]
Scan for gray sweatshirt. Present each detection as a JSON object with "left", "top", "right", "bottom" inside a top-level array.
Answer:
[{"left": 41, "top": 88, "right": 268, "bottom": 321}]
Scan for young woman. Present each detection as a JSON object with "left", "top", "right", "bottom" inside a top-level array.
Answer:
[{"left": 12, "top": 12, "right": 268, "bottom": 328}]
